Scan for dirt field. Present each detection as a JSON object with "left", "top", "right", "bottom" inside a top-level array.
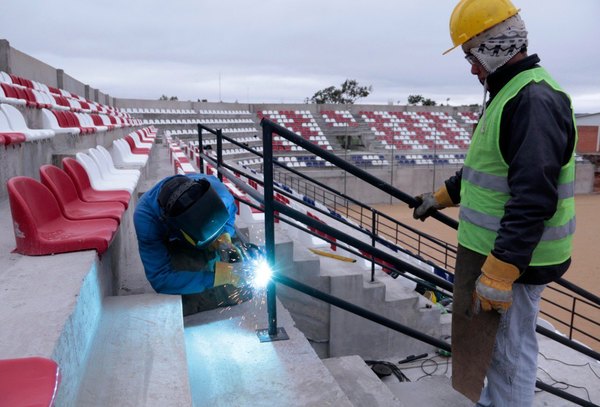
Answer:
[{"left": 371, "top": 193, "right": 600, "bottom": 351}]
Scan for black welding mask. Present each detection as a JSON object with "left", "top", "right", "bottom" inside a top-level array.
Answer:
[{"left": 158, "top": 176, "right": 229, "bottom": 248}]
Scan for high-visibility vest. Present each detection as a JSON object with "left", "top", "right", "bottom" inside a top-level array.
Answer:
[{"left": 458, "top": 67, "right": 577, "bottom": 266}]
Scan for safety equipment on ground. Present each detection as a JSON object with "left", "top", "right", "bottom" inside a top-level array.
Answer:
[
  {"left": 410, "top": 185, "right": 454, "bottom": 221},
  {"left": 444, "top": 0, "right": 519, "bottom": 54},
  {"left": 474, "top": 253, "right": 520, "bottom": 313},
  {"left": 158, "top": 176, "right": 229, "bottom": 248},
  {"left": 213, "top": 261, "right": 251, "bottom": 289}
]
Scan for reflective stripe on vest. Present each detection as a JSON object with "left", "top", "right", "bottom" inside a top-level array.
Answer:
[{"left": 457, "top": 67, "right": 576, "bottom": 266}]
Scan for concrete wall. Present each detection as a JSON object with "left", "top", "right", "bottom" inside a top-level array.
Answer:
[
  {"left": 0, "top": 39, "right": 112, "bottom": 104},
  {"left": 9, "top": 46, "right": 58, "bottom": 86},
  {"left": 61, "top": 70, "right": 87, "bottom": 98}
]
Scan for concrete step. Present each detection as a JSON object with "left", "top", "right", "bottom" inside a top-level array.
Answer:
[
  {"left": 76, "top": 294, "right": 192, "bottom": 407},
  {"left": 184, "top": 294, "right": 353, "bottom": 407},
  {"left": 384, "top": 375, "right": 472, "bottom": 406},
  {"left": 273, "top": 225, "right": 446, "bottom": 360},
  {"left": 323, "top": 355, "right": 405, "bottom": 407}
]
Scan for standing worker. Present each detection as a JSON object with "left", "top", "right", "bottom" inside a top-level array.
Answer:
[
  {"left": 134, "top": 174, "right": 258, "bottom": 316},
  {"left": 411, "top": 0, "right": 577, "bottom": 405}
]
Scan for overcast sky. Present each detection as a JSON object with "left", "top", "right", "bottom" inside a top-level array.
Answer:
[{"left": 2, "top": 0, "right": 599, "bottom": 113}]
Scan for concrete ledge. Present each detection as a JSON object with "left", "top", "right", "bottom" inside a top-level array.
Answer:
[
  {"left": 184, "top": 295, "right": 353, "bottom": 407},
  {"left": 76, "top": 294, "right": 191, "bottom": 407}
]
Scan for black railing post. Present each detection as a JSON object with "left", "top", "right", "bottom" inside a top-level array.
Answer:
[
  {"left": 256, "top": 121, "right": 288, "bottom": 342},
  {"left": 371, "top": 211, "right": 376, "bottom": 282},
  {"left": 197, "top": 124, "right": 204, "bottom": 173},
  {"left": 216, "top": 129, "right": 223, "bottom": 182}
]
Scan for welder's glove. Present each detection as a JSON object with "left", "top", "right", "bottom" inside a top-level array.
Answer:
[
  {"left": 474, "top": 254, "right": 521, "bottom": 314},
  {"left": 210, "top": 232, "right": 243, "bottom": 263},
  {"left": 237, "top": 242, "right": 265, "bottom": 262},
  {"left": 213, "top": 261, "right": 251, "bottom": 289},
  {"left": 410, "top": 185, "right": 454, "bottom": 221}
]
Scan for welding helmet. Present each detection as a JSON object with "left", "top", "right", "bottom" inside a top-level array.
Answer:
[
  {"left": 158, "top": 176, "right": 229, "bottom": 248},
  {"left": 444, "top": 0, "right": 519, "bottom": 54}
]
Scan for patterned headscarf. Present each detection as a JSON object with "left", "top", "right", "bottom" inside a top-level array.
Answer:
[{"left": 462, "top": 14, "right": 528, "bottom": 74}]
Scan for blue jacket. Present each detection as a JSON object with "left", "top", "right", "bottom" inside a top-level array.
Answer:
[{"left": 134, "top": 174, "right": 237, "bottom": 294}]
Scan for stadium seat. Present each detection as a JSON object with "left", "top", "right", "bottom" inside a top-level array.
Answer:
[
  {"left": 112, "top": 139, "right": 148, "bottom": 168},
  {"left": 0, "top": 103, "right": 55, "bottom": 141},
  {"left": 40, "top": 108, "right": 81, "bottom": 135},
  {"left": 124, "top": 134, "right": 151, "bottom": 154},
  {"left": 40, "top": 164, "right": 125, "bottom": 223},
  {"left": 7, "top": 176, "right": 118, "bottom": 255},
  {"left": 90, "top": 146, "right": 141, "bottom": 179},
  {"left": 62, "top": 157, "right": 131, "bottom": 208},
  {"left": 0, "top": 357, "right": 61, "bottom": 407},
  {"left": 75, "top": 152, "right": 136, "bottom": 194}
]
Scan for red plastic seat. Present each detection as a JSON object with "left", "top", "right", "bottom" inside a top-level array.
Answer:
[
  {"left": 40, "top": 165, "right": 126, "bottom": 223},
  {"left": 125, "top": 135, "right": 151, "bottom": 154},
  {"left": 0, "top": 357, "right": 61, "bottom": 407},
  {"left": 7, "top": 176, "right": 118, "bottom": 255},
  {"left": 62, "top": 157, "right": 131, "bottom": 208},
  {"left": 0, "top": 132, "right": 26, "bottom": 146}
]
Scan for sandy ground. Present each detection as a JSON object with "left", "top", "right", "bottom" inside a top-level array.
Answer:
[{"left": 370, "top": 193, "right": 600, "bottom": 351}]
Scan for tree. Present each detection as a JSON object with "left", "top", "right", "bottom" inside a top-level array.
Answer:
[
  {"left": 308, "top": 79, "right": 372, "bottom": 104},
  {"left": 407, "top": 94, "right": 437, "bottom": 106},
  {"left": 158, "top": 95, "right": 179, "bottom": 101}
]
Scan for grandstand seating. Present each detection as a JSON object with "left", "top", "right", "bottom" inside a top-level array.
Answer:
[
  {"left": 40, "top": 164, "right": 126, "bottom": 223},
  {"left": 0, "top": 357, "right": 61, "bottom": 407},
  {"left": 321, "top": 110, "right": 359, "bottom": 128},
  {"left": 358, "top": 110, "right": 472, "bottom": 151},
  {"left": 112, "top": 139, "right": 148, "bottom": 168},
  {"left": 257, "top": 110, "right": 332, "bottom": 151},
  {"left": 0, "top": 107, "right": 27, "bottom": 146},
  {"left": 1, "top": 103, "right": 54, "bottom": 141},
  {"left": 7, "top": 176, "right": 118, "bottom": 255},
  {"left": 62, "top": 157, "right": 131, "bottom": 208},
  {"left": 76, "top": 152, "right": 137, "bottom": 194},
  {"left": 88, "top": 147, "right": 141, "bottom": 183},
  {"left": 124, "top": 134, "right": 151, "bottom": 154}
]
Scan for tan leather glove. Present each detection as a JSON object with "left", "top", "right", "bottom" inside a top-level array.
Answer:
[
  {"left": 410, "top": 185, "right": 454, "bottom": 221},
  {"left": 209, "top": 232, "right": 243, "bottom": 263},
  {"left": 474, "top": 254, "right": 521, "bottom": 314},
  {"left": 213, "top": 261, "right": 249, "bottom": 288}
]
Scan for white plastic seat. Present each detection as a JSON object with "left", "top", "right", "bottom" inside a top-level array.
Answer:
[
  {"left": 129, "top": 131, "right": 153, "bottom": 148},
  {"left": 39, "top": 108, "right": 80, "bottom": 135},
  {"left": 89, "top": 146, "right": 141, "bottom": 183},
  {"left": 112, "top": 139, "right": 148, "bottom": 169},
  {"left": 76, "top": 152, "right": 136, "bottom": 193},
  {"left": 0, "top": 104, "right": 55, "bottom": 141},
  {"left": 76, "top": 112, "right": 107, "bottom": 132}
]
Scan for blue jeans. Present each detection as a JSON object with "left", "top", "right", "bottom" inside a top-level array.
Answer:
[{"left": 476, "top": 283, "right": 546, "bottom": 407}]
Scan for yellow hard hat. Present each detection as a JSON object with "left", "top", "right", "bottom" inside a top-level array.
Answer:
[{"left": 443, "top": 0, "right": 519, "bottom": 55}]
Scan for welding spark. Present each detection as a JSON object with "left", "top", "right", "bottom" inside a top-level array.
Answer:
[{"left": 249, "top": 258, "right": 273, "bottom": 289}]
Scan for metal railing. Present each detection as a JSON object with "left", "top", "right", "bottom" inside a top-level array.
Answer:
[{"left": 193, "top": 119, "right": 600, "bottom": 406}]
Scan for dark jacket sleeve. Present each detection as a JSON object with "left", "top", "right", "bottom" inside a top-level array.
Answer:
[
  {"left": 444, "top": 168, "right": 463, "bottom": 205},
  {"left": 492, "top": 81, "right": 575, "bottom": 272}
]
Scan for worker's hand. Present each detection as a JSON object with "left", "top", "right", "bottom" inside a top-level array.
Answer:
[
  {"left": 237, "top": 242, "right": 265, "bottom": 262},
  {"left": 213, "top": 261, "right": 252, "bottom": 289},
  {"left": 474, "top": 254, "right": 521, "bottom": 314},
  {"left": 210, "top": 233, "right": 243, "bottom": 263},
  {"left": 409, "top": 185, "right": 454, "bottom": 221}
]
